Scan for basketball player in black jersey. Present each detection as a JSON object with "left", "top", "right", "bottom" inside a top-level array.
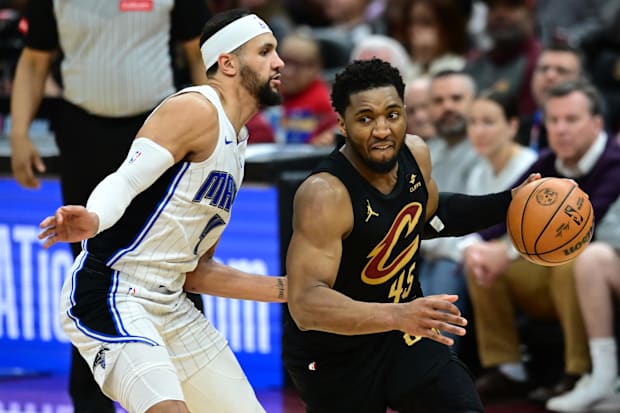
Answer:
[{"left": 282, "top": 58, "right": 540, "bottom": 413}]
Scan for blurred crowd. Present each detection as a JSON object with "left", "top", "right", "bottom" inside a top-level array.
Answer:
[
  {"left": 2, "top": 0, "right": 620, "bottom": 412},
  {"left": 2, "top": 0, "right": 620, "bottom": 145}
]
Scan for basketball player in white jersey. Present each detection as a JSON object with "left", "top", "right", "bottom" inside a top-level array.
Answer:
[{"left": 37, "top": 9, "right": 285, "bottom": 413}]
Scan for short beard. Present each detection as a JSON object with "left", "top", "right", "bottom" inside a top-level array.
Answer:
[
  {"left": 490, "top": 27, "right": 527, "bottom": 49},
  {"left": 240, "top": 65, "right": 282, "bottom": 107},
  {"left": 348, "top": 139, "right": 400, "bottom": 173},
  {"left": 436, "top": 114, "right": 467, "bottom": 139}
]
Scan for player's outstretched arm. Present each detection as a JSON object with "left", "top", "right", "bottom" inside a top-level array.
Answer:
[
  {"left": 38, "top": 93, "right": 219, "bottom": 247},
  {"left": 422, "top": 173, "right": 543, "bottom": 239},
  {"left": 185, "top": 253, "right": 287, "bottom": 303}
]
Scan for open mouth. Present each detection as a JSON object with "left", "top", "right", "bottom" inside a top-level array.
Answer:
[{"left": 371, "top": 143, "right": 393, "bottom": 151}]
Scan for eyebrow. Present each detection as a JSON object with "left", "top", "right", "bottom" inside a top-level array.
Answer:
[{"left": 353, "top": 103, "right": 403, "bottom": 116}]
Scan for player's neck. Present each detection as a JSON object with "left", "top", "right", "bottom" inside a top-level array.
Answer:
[{"left": 207, "top": 79, "right": 259, "bottom": 134}]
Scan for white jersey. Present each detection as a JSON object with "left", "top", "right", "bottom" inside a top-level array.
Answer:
[{"left": 83, "top": 85, "right": 248, "bottom": 299}]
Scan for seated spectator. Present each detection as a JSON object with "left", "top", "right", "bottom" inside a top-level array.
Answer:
[
  {"left": 546, "top": 195, "right": 620, "bottom": 411},
  {"left": 404, "top": 77, "right": 436, "bottom": 140},
  {"left": 419, "top": 87, "right": 536, "bottom": 355},
  {"left": 515, "top": 43, "right": 584, "bottom": 151},
  {"left": 465, "top": 0, "right": 541, "bottom": 118},
  {"left": 424, "top": 70, "right": 480, "bottom": 185},
  {"left": 350, "top": 33, "right": 414, "bottom": 82},
  {"left": 261, "top": 30, "right": 337, "bottom": 146},
  {"left": 463, "top": 80, "right": 620, "bottom": 404},
  {"left": 417, "top": 70, "right": 480, "bottom": 353},
  {"left": 465, "top": 89, "right": 537, "bottom": 196},
  {"left": 395, "top": 0, "right": 469, "bottom": 78}
]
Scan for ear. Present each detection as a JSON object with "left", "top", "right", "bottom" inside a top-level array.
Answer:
[
  {"left": 217, "top": 53, "right": 238, "bottom": 76},
  {"left": 338, "top": 116, "right": 347, "bottom": 137},
  {"left": 593, "top": 114, "right": 603, "bottom": 131},
  {"left": 508, "top": 117, "right": 519, "bottom": 139}
]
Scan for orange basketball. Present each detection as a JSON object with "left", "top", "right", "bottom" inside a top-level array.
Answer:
[{"left": 506, "top": 177, "right": 594, "bottom": 266}]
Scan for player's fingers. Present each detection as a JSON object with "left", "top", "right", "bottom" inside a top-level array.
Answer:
[
  {"left": 41, "top": 233, "right": 57, "bottom": 249},
  {"left": 38, "top": 227, "right": 55, "bottom": 240},
  {"left": 39, "top": 216, "right": 55, "bottom": 229},
  {"left": 437, "top": 322, "right": 466, "bottom": 337},
  {"left": 525, "top": 172, "right": 541, "bottom": 183},
  {"left": 430, "top": 298, "right": 462, "bottom": 316},
  {"left": 54, "top": 208, "right": 66, "bottom": 225},
  {"left": 430, "top": 335, "right": 454, "bottom": 346},
  {"left": 442, "top": 312, "right": 468, "bottom": 327},
  {"left": 434, "top": 293, "right": 459, "bottom": 303},
  {"left": 428, "top": 328, "right": 453, "bottom": 346}
]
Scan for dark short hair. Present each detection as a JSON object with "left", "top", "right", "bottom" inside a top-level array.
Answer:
[
  {"left": 544, "top": 80, "right": 606, "bottom": 117},
  {"left": 477, "top": 88, "right": 519, "bottom": 121},
  {"left": 430, "top": 69, "right": 477, "bottom": 95},
  {"left": 200, "top": 9, "right": 252, "bottom": 75},
  {"left": 482, "top": 0, "right": 534, "bottom": 10},
  {"left": 330, "top": 58, "right": 405, "bottom": 116},
  {"left": 540, "top": 41, "right": 586, "bottom": 76}
]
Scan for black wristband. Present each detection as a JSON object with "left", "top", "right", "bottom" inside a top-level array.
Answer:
[{"left": 423, "top": 190, "right": 512, "bottom": 239}]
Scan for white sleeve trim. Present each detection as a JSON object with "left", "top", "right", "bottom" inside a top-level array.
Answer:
[{"left": 86, "top": 137, "right": 174, "bottom": 234}]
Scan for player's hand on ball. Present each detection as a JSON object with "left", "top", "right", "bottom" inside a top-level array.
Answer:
[
  {"left": 510, "top": 173, "right": 542, "bottom": 198},
  {"left": 39, "top": 205, "right": 99, "bottom": 248},
  {"left": 398, "top": 294, "right": 467, "bottom": 346},
  {"left": 507, "top": 177, "right": 592, "bottom": 266}
]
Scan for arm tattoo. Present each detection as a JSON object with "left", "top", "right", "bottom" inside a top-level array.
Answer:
[{"left": 277, "top": 278, "right": 285, "bottom": 300}]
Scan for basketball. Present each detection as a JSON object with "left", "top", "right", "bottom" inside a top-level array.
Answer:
[{"left": 506, "top": 177, "right": 594, "bottom": 266}]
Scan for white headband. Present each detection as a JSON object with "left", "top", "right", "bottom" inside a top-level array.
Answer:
[{"left": 200, "top": 14, "right": 272, "bottom": 71}]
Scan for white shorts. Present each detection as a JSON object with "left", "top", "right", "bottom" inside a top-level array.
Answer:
[
  {"left": 60, "top": 255, "right": 265, "bottom": 413},
  {"left": 98, "top": 343, "right": 265, "bottom": 413}
]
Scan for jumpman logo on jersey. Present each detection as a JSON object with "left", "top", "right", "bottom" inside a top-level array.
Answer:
[
  {"left": 365, "top": 199, "right": 379, "bottom": 222},
  {"left": 409, "top": 173, "right": 421, "bottom": 193}
]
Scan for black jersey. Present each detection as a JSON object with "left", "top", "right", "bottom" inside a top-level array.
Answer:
[{"left": 284, "top": 144, "right": 429, "bottom": 357}]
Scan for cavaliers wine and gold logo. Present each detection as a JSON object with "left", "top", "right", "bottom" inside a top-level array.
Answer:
[{"left": 362, "top": 202, "right": 423, "bottom": 285}]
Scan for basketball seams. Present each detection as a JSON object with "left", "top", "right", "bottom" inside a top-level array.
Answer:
[
  {"left": 519, "top": 177, "right": 551, "bottom": 254},
  {"left": 506, "top": 177, "right": 593, "bottom": 267},
  {"left": 536, "top": 202, "right": 594, "bottom": 264},
  {"left": 531, "top": 183, "right": 576, "bottom": 254}
]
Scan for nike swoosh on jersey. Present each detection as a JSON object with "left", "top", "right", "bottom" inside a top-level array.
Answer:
[{"left": 224, "top": 136, "right": 233, "bottom": 145}]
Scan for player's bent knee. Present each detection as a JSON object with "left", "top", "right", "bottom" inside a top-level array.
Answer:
[
  {"left": 182, "top": 348, "right": 265, "bottom": 413},
  {"left": 145, "top": 400, "right": 189, "bottom": 413},
  {"left": 102, "top": 345, "right": 186, "bottom": 413}
]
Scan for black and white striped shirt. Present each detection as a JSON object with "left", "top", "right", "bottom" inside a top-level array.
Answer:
[{"left": 25, "top": 0, "right": 209, "bottom": 117}]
